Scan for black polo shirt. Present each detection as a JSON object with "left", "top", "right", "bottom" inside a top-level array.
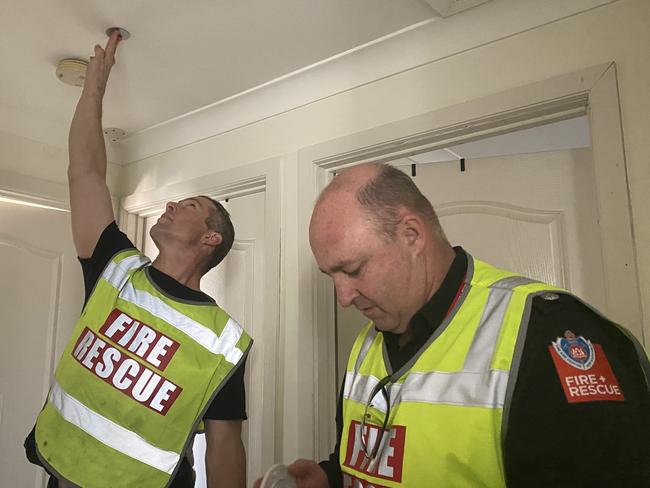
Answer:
[{"left": 320, "top": 247, "right": 650, "bottom": 486}]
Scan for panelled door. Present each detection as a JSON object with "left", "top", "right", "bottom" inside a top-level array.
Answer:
[{"left": 0, "top": 201, "right": 83, "bottom": 488}]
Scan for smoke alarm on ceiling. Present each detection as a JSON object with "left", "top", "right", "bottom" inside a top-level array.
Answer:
[
  {"left": 56, "top": 58, "right": 88, "bottom": 87},
  {"left": 104, "top": 128, "right": 127, "bottom": 143}
]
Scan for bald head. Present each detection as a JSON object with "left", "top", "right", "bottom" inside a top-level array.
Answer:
[
  {"left": 309, "top": 163, "right": 454, "bottom": 334},
  {"left": 318, "top": 163, "right": 380, "bottom": 199},
  {"left": 314, "top": 162, "right": 446, "bottom": 242}
]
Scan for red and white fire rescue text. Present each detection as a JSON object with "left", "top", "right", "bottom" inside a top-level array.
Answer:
[{"left": 72, "top": 309, "right": 182, "bottom": 415}]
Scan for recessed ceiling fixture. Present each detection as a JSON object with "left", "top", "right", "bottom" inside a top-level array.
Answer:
[
  {"left": 105, "top": 27, "right": 131, "bottom": 40},
  {"left": 55, "top": 58, "right": 88, "bottom": 87}
]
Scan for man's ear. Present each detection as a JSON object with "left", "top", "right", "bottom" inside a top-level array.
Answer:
[
  {"left": 203, "top": 230, "right": 223, "bottom": 248},
  {"left": 399, "top": 211, "right": 425, "bottom": 252}
]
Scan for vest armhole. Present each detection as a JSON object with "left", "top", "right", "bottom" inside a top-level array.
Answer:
[{"left": 500, "top": 291, "right": 536, "bottom": 452}]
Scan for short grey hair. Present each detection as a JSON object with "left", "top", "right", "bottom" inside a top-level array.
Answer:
[{"left": 355, "top": 163, "right": 446, "bottom": 241}]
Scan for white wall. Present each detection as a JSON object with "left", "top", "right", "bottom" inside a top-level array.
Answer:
[
  {"left": 0, "top": 130, "right": 123, "bottom": 208},
  {"left": 118, "top": 3, "right": 650, "bottom": 462}
]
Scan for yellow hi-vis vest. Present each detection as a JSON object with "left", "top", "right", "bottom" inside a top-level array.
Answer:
[
  {"left": 35, "top": 249, "right": 252, "bottom": 488},
  {"left": 340, "top": 255, "right": 563, "bottom": 488}
]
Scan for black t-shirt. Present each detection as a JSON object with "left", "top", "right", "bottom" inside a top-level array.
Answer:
[
  {"left": 320, "top": 247, "right": 650, "bottom": 487},
  {"left": 25, "top": 222, "right": 248, "bottom": 487}
]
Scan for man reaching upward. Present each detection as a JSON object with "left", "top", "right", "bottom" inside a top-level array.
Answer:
[{"left": 25, "top": 31, "right": 251, "bottom": 488}]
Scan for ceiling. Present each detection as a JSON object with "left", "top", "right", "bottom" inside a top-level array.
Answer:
[
  {"left": 401, "top": 116, "right": 591, "bottom": 165},
  {"left": 0, "top": 0, "right": 441, "bottom": 150}
]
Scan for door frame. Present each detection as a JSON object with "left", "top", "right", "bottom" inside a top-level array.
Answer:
[
  {"left": 0, "top": 168, "right": 69, "bottom": 212},
  {"left": 296, "top": 62, "right": 644, "bottom": 459},
  {"left": 120, "top": 157, "right": 282, "bottom": 476}
]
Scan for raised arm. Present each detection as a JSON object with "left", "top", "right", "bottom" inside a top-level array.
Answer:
[{"left": 68, "top": 31, "right": 121, "bottom": 257}]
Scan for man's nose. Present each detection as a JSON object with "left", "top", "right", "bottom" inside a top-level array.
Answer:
[
  {"left": 334, "top": 277, "right": 359, "bottom": 308},
  {"left": 166, "top": 201, "right": 177, "bottom": 213}
]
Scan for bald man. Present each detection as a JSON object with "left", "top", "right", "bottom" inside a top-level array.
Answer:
[{"left": 262, "top": 163, "right": 650, "bottom": 487}]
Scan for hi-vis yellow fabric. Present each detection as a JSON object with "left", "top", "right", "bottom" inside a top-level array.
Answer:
[
  {"left": 35, "top": 249, "right": 252, "bottom": 488},
  {"left": 340, "top": 255, "right": 562, "bottom": 487}
]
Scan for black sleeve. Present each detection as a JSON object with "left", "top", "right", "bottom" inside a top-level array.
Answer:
[
  {"left": 504, "top": 293, "right": 650, "bottom": 487},
  {"left": 318, "top": 379, "right": 344, "bottom": 488},
  {"left": 203, "top": 357, "right": 248, "bottom": 420},
  {"left": 79, "top": 221, "right": 136, "bottom": 305}
]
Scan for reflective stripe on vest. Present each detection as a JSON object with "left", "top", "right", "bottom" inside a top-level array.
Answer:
[
  {"left": 49, "top": 381, "right": 180, "bottom": 474},
  {"left": 36, "top": 249, "right": 252, "bottom": 488},
  {"left": 102, "top": 254, "right": 245, "bottom": 364},
  {"left": 343, "top": 275, "right": 539, "bottom": 412},
  {"left": 340, "top": 255, "right": 561, "bottom": 488}
]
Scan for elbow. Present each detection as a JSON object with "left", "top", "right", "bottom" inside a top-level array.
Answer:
[{"left": 67, "top": 165, "right": 104, "bottom": 184}]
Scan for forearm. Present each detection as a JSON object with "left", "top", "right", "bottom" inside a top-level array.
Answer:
[
  {"left": 68, "top": 89, "right": 107, "bottom": 182},
  {"left": 66, "top": 35, "right": 120, "bottom": 256},
  {"left": 206, "top": 437, "right": 246, "bottom": 488}
]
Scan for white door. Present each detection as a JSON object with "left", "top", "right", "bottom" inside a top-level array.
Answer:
[
  {"left": 0, "top": 201, "right": 84, "bottom": 488},
  {"left": 142, "top": 191, "right": 265, "bottom": 487},
  {"left": 335, "top": 148, "right": 606, "bottom": 385}
]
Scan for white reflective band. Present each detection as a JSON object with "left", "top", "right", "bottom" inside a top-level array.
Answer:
[
  {"left": 463, "top": 287, "right": 512, "bottom": 372},
  {"left": 491, "top": 276, "right": 538, "bottom": 290},
  {"left": 343, "top": 372, "right": 398, "bottom": 413},
  {"left": 119, "top": 281, "right": 244, "bottom": 363},
  {"left": 49, "top": 382, "right": 180, "bottom": 474},
  {"left": 353, "top": 327, "right": 377, "bottom": 373},
  {"left": 464, "top": 275, "right": 537, "bottom": 371},
  {"left": 400, "top": 369, "right": 508, "bottom": 408},
  {"left": 344, "top": 369, "right": 509, "bottom": 413},
  {"left": 102, "top": 255, "right": 150, "bottom": 290},
  {"left": 219, "top": 318, "right": 247, "bottom": 364}
]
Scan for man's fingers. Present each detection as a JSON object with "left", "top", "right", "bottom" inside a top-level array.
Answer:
[
  {"left": 287, "top": 459, "right": 316, "bottom": 477},
  {"left": 104, "top": 31, "right": 121, "bottom": 61}
]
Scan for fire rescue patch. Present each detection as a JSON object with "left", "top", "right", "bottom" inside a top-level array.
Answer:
[
  {"left": 549, "top": 330, "right": 624, "bottom": 403},
  {"left": 552, "top": 329, "right": 595, "bottom": 370}
]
